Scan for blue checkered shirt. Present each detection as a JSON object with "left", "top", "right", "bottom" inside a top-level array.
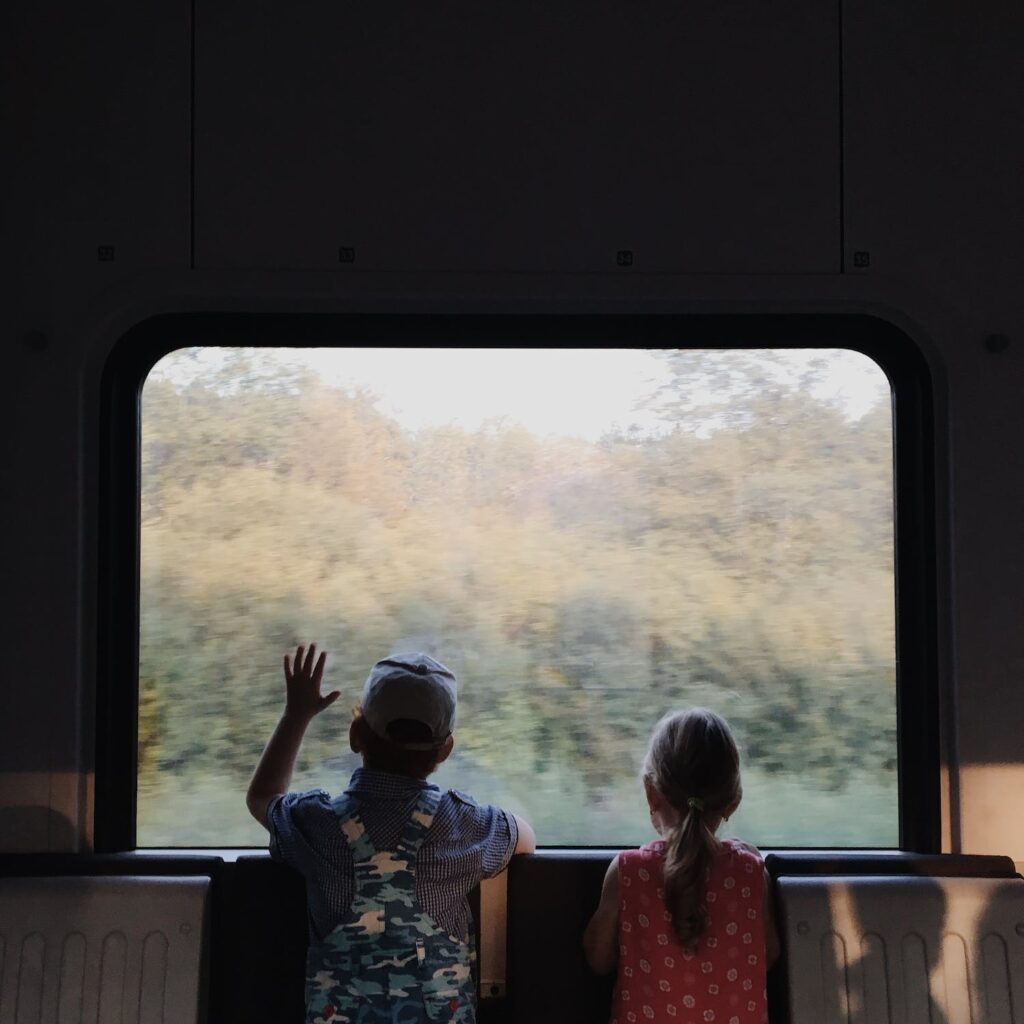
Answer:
[{"left": 268, "top": 768, "right": 519, "bottom": 942}]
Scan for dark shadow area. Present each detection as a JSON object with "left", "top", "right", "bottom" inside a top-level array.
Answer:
[
  {"left": 506, "top": 852, "right": 616, "bottom": 1024},
  {"left": 218, "top": 856, "right": 307, "bottom": 1024},
  {"left": 0, "top": 806, "right": 78, "bottom": 851},
  {"left": 852, "top": 877, "right": 949, "bottom": 1024}
]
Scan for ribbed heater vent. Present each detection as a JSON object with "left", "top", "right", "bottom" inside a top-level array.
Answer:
[
  {"left": 779, "top": 876, "right": 1024, "bottom": 1024},
  {"left": 0, "top": 877, "right": 208, "bottom": 1024}
]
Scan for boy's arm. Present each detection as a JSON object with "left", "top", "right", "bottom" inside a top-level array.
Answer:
[
  {"left": 246, "top": 644, "right": 340, "bottom": 830},
  {"left": 511, "top": 813, "right": 536, "bottom": 854},
  {"left": 582, "top": 855, "right": 620, "bottom": 975}
]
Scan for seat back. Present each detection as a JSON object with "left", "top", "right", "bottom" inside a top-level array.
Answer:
[
  {"left": 219, "top": 855, "right": 309, "bottom": 1024},
  {"left": 0, "top": 874, "right": 210, "bottom": 1024},
  {"left": 778, "top": 874, "right": 1024, "bottom": 1024},
  {"left": 506, "top": 851, "right": 615, "bottom": 1024}
]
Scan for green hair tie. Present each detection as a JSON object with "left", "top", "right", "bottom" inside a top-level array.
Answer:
[{"left": 687, "top": 796, "right": 705, "bottom": 811}]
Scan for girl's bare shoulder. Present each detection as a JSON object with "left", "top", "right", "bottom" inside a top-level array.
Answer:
[{"left": 721, "top": 837, "right": 765, "bottom": 865}]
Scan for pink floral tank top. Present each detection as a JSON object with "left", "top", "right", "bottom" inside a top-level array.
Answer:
[{"left": 611, "top": 838, "right": 768, "bottom": 1024}]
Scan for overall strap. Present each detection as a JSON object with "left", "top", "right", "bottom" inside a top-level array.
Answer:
[
  {"left": 394, "top": 786, "right": 442, "bottom": 863},
  {"left": 330, "top": 793, "right": 377, "bottom": 868}
]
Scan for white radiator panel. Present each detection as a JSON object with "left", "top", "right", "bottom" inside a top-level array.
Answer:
[
  {"left": 0, "top": 876, "right": 209, "bottom": 1024},
  {"left": 779, "top": 876, "right": 1024, "bottom": 1024}
]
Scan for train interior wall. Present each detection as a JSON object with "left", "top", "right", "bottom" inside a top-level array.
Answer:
[{"left": 3, "top": 0, "right": 1024, "bottom": 867}]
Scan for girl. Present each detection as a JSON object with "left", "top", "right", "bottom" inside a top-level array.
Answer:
[{"left": 584, "top": 708, "right": 779, "bottom": 1024}]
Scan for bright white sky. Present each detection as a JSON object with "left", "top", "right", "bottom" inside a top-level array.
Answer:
[{"left": 152, "top": 347, "right": 889, "bottom": 441}]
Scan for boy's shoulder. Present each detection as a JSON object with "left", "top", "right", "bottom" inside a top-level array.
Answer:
[
  {"left": 441, "top": 788, "right": 515, "bottom": 823},
  {"left": 270, "top": 788, "right": 334, "bottom": 826},
  {"left": 293, "top": 787, "right": 332, "bottom": 801},
  {"left": 274, "top": 787, "right": 332, "bottom": 811},
  {"left": 446, "top": 787, "right": 480, "bottom": 808}
]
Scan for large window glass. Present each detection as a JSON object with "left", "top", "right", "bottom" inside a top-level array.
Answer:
[{"left": 138, "top": 346, "right": 896, "bottom": 847}]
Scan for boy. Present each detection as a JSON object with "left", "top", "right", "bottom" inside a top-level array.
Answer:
[{"left": 247, "top": 644, "right": 536, "bottom": 1024}]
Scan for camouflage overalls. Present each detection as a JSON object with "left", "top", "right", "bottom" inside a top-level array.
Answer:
[{"left": 304, "top": 787, "right": 477, "bottom": 1024}]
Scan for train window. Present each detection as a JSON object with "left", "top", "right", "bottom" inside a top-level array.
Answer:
[{"left": 131, "top": 337, "right": 906, "bottom": 849}]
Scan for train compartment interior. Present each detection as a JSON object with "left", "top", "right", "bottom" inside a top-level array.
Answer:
[{"left": 4, "top": 0, "right": 1024, "bottom": 1020}]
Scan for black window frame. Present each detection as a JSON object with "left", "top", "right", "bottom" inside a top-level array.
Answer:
[{"left": 97, "top": 312, "right": 939, "bottom": 852}]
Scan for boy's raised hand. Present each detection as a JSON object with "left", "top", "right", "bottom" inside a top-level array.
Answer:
[
  {"left": 246, "top": 643, "right": 341, "bottom": 828},
  {"left": 284, "top": 643, "right": 341, "bottom": 721}
]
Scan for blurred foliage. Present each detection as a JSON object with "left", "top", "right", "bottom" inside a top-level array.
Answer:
[{"left": 138, "top": 349, "right": 897, "bottom": 846}]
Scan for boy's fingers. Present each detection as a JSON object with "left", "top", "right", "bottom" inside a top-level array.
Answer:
[
  {"left": 321, "top": 690, "right": 341, "bottom": 709},
  {"left": 283, "top": 654, "right": 292, "bottom": 682},
  {"left": 305, "top": 643, "right": 317, "bottom": 675},
  {"left": 312, "top": 650, "right": 326, "bottom": 686},
  {"left": 295, "top": 646, "right": 305, "bottom": 673}
]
